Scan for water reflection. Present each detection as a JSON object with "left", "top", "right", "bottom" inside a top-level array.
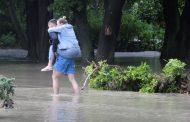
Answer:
[{"left": 48, "top": 94, "right": 80, "bottom": 122}]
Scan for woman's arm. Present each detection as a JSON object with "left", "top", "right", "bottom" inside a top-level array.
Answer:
[{"left": 48, "top": 25, "right": 65, "bottom": 33}]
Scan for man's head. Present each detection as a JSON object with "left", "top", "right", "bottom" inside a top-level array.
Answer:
[{"left": 48, "top": 19, "right": 57, "bottom": 28}]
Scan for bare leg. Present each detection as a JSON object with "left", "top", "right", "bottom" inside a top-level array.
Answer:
[
  {"left": 41, "top": 59, "right": 54, "bottom": 71},
  {"left": 52, "top": 70, "right": 62, "bottom": 95},
  {"left": 41, "top": 45, "right": 54, "bottom": 71},
  {"left": 48, "top": 59, "right": 53, "bottom": 67},
  {"left": 68, "top": 74, "right": 79, "bottom": 94}
]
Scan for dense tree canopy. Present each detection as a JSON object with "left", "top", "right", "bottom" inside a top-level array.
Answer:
[{"left": 0, "top": 0, "right": 190, "bottom": 64}]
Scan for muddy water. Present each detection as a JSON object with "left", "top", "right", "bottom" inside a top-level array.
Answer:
[
  {"left": 1, "top": 88, "right": 190, "bottom": 122},
  {"left": 0, "top": 62, "right": 85, "bottom": 88},
  {"left": 0, "top": 57, "right": 161, "bottom": 87},
  {"left": 0, "top": 59, "right": 190, "bottom": 122}
]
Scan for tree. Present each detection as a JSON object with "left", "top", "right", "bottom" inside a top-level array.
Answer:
[
  {"left": 26, "top": 0, "right": 53, "bottom": 61},
  {"left": 175, "top": 0, "right": 190, "bottom": 59},
  {"left": 26, "top": 0, "right": 38, "bottom": 60},
  {"left": 95, "top": 0, "right": 126, "bottom": 64},
  {"left": 72, "top": 0, "right": 94, "bottom": 65},
  {"left": 4, "top": 0, "right": 28, "bottom": 49},
  {"left": 161, "top": 0, "right": 180, "bottom": 59},
  {"left": 161, "top": 0, "right": 190, "bottom": 60}
]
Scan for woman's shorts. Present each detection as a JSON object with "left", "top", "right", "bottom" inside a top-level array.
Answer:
[{"left": 54, "top": 55, "right": 75, "bottom": 75}]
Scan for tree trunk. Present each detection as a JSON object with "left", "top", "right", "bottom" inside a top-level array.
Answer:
[
  {"left": 161, "top": 0, "right": 190, "bottom": 61},
  {"left": 73, "top": 0, "right": 94, "bottom": 65},
  {"left": 161, "top": 0, "right": 180, "bottom": 59},
  {"left": 26, "top": 0, "right": 38, "bottom": 60},
  {"left": 36, "top": 0, "right": 53, "bottom": 62},
  {"left": 26, "top": 0, "right": 53, "bottom": 61},
  {"left": 5, "top": 0, "right": 28, "bottom": 49},
  {"left": 95, "top": 0, "right": 126, "bottom": 64},
  {"left": 176, "top": 0, "right": 190, "bottom": 59}
]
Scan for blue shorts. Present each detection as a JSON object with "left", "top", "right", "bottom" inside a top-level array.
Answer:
[{"left": 54, "top": 56, "right": 75, "bottom": 75}]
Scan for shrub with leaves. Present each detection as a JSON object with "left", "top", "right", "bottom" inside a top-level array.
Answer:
[
  {"left": 124, "top": 63, "right": 155, "bottom": 91},
  {"left": 85, "top": 61, "right": 123, "bottom": 90},
  {"left": 126, "top": 63, "right": 151, "bottom": 83},
  {"left": 0, "top": 76, "right": 15, "bottom": 108},
  {"left": 139, "top": 77, "right": 158, "bottom": 93},
  {"left": 85, "top": 61, "right": 155, "bottom": 91},
  {"left": 84, "top": 59, "right": 189, "bottom": 94},
  {"left": 162, "top": 59, "right": 186, "bottom": 80}
]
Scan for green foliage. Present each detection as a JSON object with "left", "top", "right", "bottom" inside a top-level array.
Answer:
[
  {"left": 140, "top": 59, "right": 186, "bottom": 93},
  {"left": 126, "top": 63, "right": 158, "bottom": 93},
  {"left": 0, "top": 33, "right": 17, "bottom": 48},
  {"left": 49, "top": 0, "right": 88, "bottom": 19},
  {"left": 166, "top": 80, "right": 178, "bottom": 93},
  {"left": 139, "top": 78, "right": 158, "bottom": 93},
  {"left": 86, "top": 61, "right": 123, "bottom": 90},
  {"left": 85, "top": 59, "right": 187, "bottom": 94},
  {"left": 117, "top": 0, "right": 164, "bottom": 51},
  {"left": 125, "top": 63, "right": 156, "bottom": 92},
  {"left": 85, "top": 61, "right": 156, "bottom": 91},
  {"left": 134, "top": 0, "right": 163, "bottom": 23},
  {"left": 162, "top": 59, "right": 186, "bottom": 80},
  {"left": 88, "top": 8, "right": 103, "bottom": 46},
  {"left": 119, "top": 12, "right": 164, "bottom": 51},
  {"left": 0, "top": 76, "right": 15, "bottom": 108},
  {"left": 0, "top": 0, "right": 25, "bottom": 48},
  {"left": 126, "top": 63, "right": 151, "bottom": 82}
]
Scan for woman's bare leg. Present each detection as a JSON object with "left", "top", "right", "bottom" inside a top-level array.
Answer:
[
  {"left": 41, "top": 59, "right": 53, "bottom": 71},
  {"left": 48, "top": 59, "right": 53, "bottom": 67},
  {"left": 52, "top": 70, "right": 62, "bottom": 95},
  {"left": 68, "top": 74, "right": 79, "bottom": 94},
  {"left": 41, "top": 45, "right": 54, "bottom": 71}
]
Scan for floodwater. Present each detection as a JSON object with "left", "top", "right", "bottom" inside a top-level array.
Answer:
[{"left": 0, "top": 57, "right": 190, "bottom": 122}]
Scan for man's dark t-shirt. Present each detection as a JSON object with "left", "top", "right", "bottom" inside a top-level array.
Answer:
[{"left": 49, "top": 32, "right": 59, "bottom": 53}]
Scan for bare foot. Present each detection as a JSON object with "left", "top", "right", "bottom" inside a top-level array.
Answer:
[{"left": 41, "top": 66, "right": 53, "bottom": 71}]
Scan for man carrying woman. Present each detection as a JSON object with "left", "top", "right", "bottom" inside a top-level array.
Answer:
[{"left": 44, "top": 16, "right": 81, "bottom": 95}]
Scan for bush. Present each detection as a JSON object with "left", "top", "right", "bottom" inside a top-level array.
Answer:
[
  {"left": 125, "top": 63, "right": 155, "bottom": 91},
  {"left": 0, "top": 32, "right": 17, "bottom": 48},
  {"left": 86, "top": 61, "right": 123, "bottom": 90},
  {"left": 162, "top": 59, "right": 186, "bottom": 80},
  {"left": 139, "top": 78, "right": 158, "bottom": 93},
  {"left": 85, "top": 61, "right": 155, "bottom": 91},
  {"left": 139, "top": 59, "right": 186, "bottom": 93},
  {"left": 0, "top": 76, "right": 15, "bottom": 108},
  {"left": 85, "top": 59, "right": 189, "bottom": 94}
]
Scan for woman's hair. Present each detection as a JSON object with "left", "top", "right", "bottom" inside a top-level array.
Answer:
[
  {"left": 57, "top": 16, "right": 68, "bottom": 24},
  {"left": 48, "top": 19, "right": 57, "bottom": 25}
]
